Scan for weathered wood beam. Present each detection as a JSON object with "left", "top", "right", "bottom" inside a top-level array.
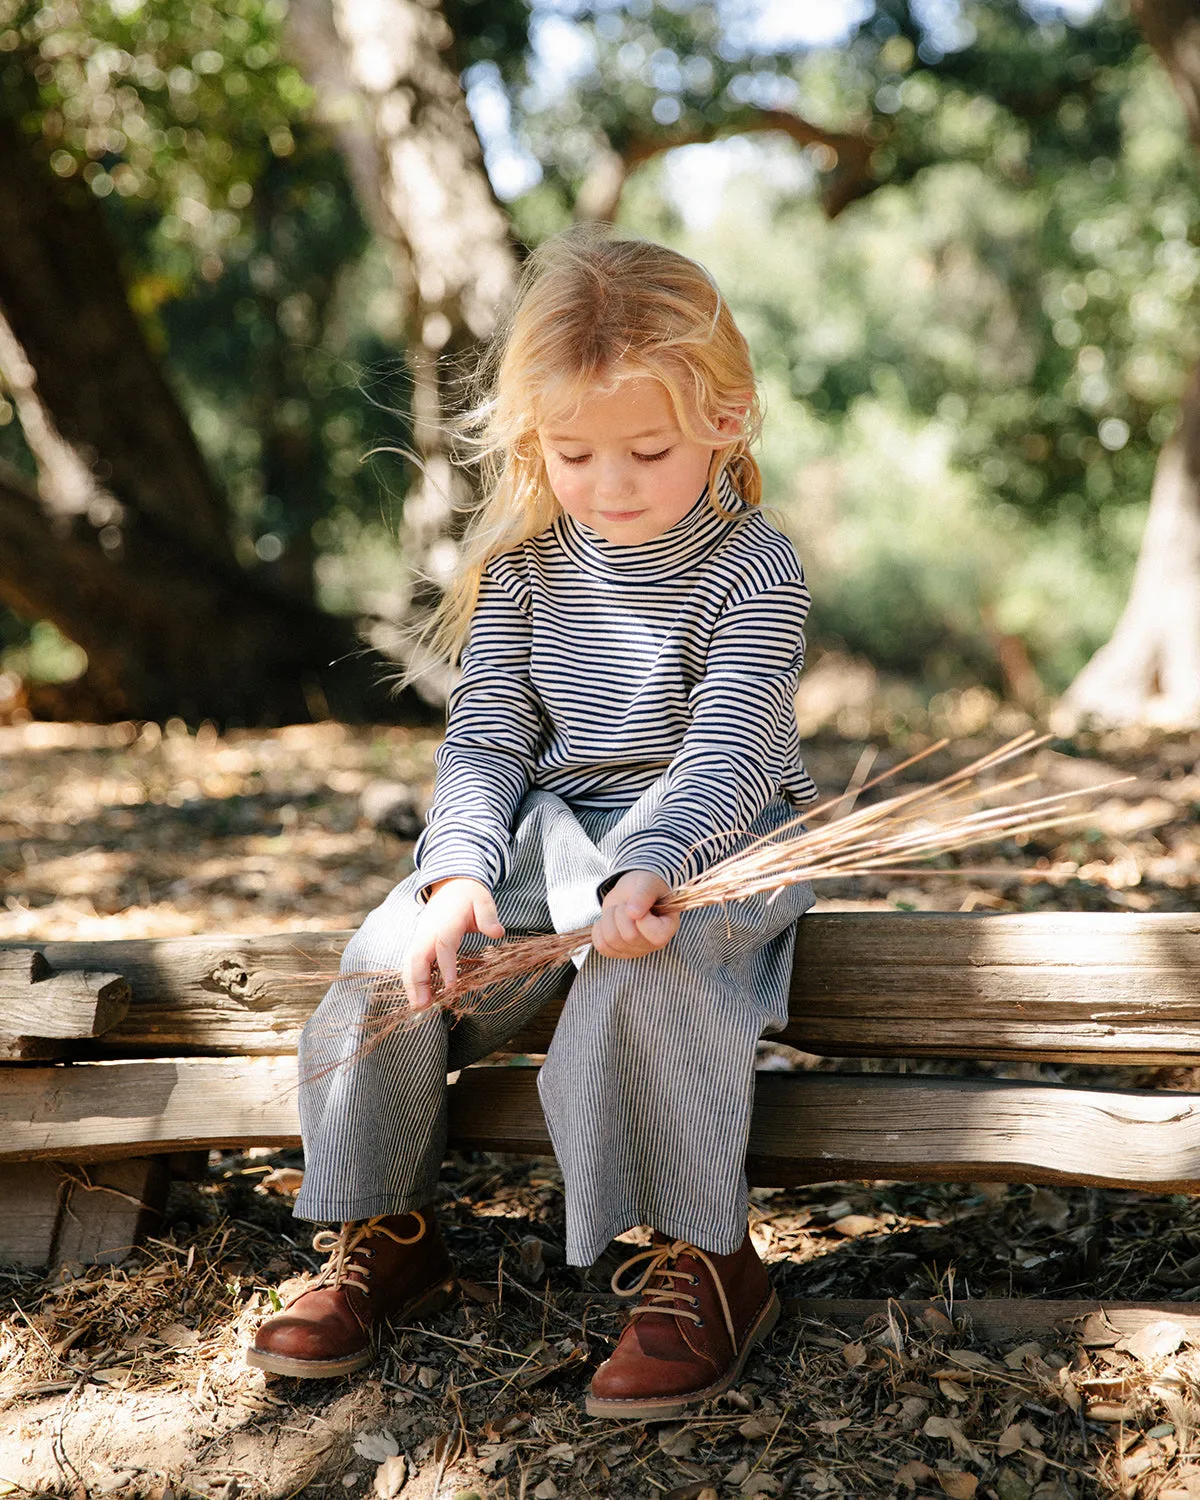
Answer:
[
  {"left": 0, "top": 1157, "right": 168, "bottom": 1268},
  {"left": 787, "top": 1298, "right": 1200, "bottom": 1344},
  {"left": 3, "top": 970, "right": 130, "bottom": 1039},
  {"left": 0, "top": 948, "right": 131, "bottom": 1060},
  {"left": 8, "top": 912, "right": 1197, "bottom": 1065},
  {"left": 7, "top": 1058, "right": 1200, "bottom": 1192}
]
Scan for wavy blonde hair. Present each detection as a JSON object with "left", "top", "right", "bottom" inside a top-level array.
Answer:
[{"left": 430, "top": 224, "right": 764, "bottom": 664}]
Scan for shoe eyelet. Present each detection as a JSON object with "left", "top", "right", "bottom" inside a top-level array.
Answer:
[
  {"left": 689, "top": 1275, "right": 699, "bottom": 1286},
  {"left": 695, "top": 1317, "right": 706, "bottom": 1327}
]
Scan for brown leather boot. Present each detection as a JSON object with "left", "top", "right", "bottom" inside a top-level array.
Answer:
[
  {"left": 246, "top": 1208, "right": 456, "bottom": 1378},
  {"left": 586, "top": 1231, "right": 779, "bottom": 1420}
]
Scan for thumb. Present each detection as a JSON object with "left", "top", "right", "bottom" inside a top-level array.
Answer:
[{"left": 474, "top": 893, "right": 505, "bottom": 939}]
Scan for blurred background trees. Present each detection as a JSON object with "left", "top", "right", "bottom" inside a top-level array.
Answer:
[{"left": 0, "top": 0, "right": 1196, "bottom": 727}]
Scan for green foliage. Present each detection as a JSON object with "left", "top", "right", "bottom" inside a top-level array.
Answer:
[
  {"left": 0, "top": 0, "right": 311, "bottom": 263},
  {"left": 0, "top": 0, "right": 411, "bottom": 602},
  {"left": 0, "top": 0, "right": 1197, "bottom": 701},
  {"left": 502, "top": 0, "right": 1199, "bottom": 692}
]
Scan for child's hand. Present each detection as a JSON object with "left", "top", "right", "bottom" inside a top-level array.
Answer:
[
  {"left": 592, "top": 871, "right": 678, "bottom": 959},
  {"left": 403, "top": 877, "right": 505, "bottom": 1012}
]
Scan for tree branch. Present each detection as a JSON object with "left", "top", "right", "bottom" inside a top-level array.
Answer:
[{"left": 575, "top": 108, "right": 881, "bottom": 224}]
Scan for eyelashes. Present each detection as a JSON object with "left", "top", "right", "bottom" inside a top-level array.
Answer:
[{"left": 555, "top": 448, "right": 674, "bottom": 466}]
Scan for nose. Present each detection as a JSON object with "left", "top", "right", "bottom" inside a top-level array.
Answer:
[{"left": 594, "top": 455, "right": 634, "bottom": 502}]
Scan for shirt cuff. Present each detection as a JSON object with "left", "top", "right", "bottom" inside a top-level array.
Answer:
[
  {"left": 595, "top": 836, "right": 683, "bottom": 904},
  {"left": 412, "top": 827, "right": 508, "bottom": 903}
]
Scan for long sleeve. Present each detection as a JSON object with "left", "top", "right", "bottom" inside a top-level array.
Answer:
[
  {"left": 603, "top": 573, "right": 809, "bottom": 889},
  {"left": 412, "top": 561, "right": 545, "bottom": 894}
]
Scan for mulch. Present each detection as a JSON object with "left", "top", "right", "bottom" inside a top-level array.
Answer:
[{"left": 1, "top": 704, "right": 1198, "bottom": 1499}]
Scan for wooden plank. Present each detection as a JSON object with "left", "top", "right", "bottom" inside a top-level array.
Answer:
[
  {"left": 8, "top": 1058, "right": 1200, "bottom": 1192},
  {"left": 33, "top": 933, "right": 342, "bottom": 1055},
  {"left": 51, "top": 1157, "right": 169, "bottom": 1266},
  {"left": 0, "top": 946, "right": 130, "bottom": 1058},
  {"left": 14, "top": 914, "right": 1200, "bottom": 1065},
  {"left": 0, "top": 950, "right": 50, "bottom": 984},
  {"left": 0, "top": 1162, "right": 63, "bottom": 1267},
  {"left": 744, "top": 1072, "right": 1200, "bottom": 1189},
  {"left": 0, "top": 1055, "right": 303, "bottom": 1162},
  {"left": 786, "top": 1298, "right": 1200, "bottom": 1344},
  {"left": 0, "top": 1158, "right": 170, "bottom": 1268},
  {"left": 2, "top": 970, "right": 130, "bottom": 1039},
  {"left": 791, "top": 912, "right": 1200, "bottom": 968}
]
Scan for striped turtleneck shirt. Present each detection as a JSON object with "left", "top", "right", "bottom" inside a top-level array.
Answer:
[{"left": 413, "top": 474, "right": 818, "bottom": 896}]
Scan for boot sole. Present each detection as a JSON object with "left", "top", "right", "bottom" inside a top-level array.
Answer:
[
  {"left": 585, "top": 1288, "right": 782, "bottom": 1421},
  {"left": 246, "top": 1277, "right": 457, "bottom": 1380}
]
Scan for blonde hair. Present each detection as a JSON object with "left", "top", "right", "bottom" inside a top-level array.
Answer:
[{"left": 431, "top": 224, "right": 764, "bottom": 663}]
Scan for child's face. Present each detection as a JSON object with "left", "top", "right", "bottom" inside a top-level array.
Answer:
[{"left": 537, "top": 376, "right": 727, "bottom": 545}]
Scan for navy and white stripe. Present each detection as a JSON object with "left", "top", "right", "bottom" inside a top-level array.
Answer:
[
  {"left": 414, "top": 471, "right": 817, "bottom": 896},
  {"left": 294, "top": 475, "right": 820, "bottom": 1264}
]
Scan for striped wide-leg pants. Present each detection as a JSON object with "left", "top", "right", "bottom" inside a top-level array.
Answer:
[{"left": 294, "top": 785, "right": 814, "bottom": 1266}]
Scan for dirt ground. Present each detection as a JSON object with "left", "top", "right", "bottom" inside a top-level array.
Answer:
[{"left": 1, "top": 691, "right": 1199, "bottom": 1500}]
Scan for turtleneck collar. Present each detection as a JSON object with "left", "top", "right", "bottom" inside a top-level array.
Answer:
[{"left": 553, "top": 469, "right": 749, "bottom": 584}]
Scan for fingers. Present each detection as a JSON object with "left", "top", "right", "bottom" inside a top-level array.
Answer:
[
  {"left": 435, "top": 933, "right": 459, "bottom": 994},
  {"left": 472, "top": 892, "right": 506, "bottom": 941},
  {"left": 591, "top": 901, "right": 678, "bottom": 958},
  {"left": 635, "top": 909, "right": 679, "bottom": 947},
  {"left": 404, "top": 946, "right": 434, "bottom": 1012},
  {"left": 404, "top": 881, "right": 507, "bottom": 1012}
]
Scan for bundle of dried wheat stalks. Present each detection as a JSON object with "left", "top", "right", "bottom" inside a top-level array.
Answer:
[{"left": 347, "top": 730, "right": 1126, "bottom": 1037}]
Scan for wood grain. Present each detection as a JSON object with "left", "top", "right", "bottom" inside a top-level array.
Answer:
[
  {"left": 785, "top": 1298, "right": 1200, "bottom": 1344},
  {"left": 8, "top": 1057, "right": 1200, "bottom": 1191},
  {"left": 0, "top": 1157, "right": 166, "bottom": 1268},
  {"left": 0, "top": 1161, "right": 63, "bottom": 1267},
  {"left": 11, "top": 913, "right": 1196, "bottom": 1065},
  {"left": 3, "top": 969, "right": 131, "bottom": 1038}
]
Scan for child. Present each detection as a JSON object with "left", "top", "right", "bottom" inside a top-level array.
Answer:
[{"left": 248, "top": 225, "right": 818, "bottom": 1420}]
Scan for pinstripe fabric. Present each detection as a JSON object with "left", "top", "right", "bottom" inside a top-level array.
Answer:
[
  {"left": 294, "top": 478, "right": 818, "bottom": 1265},
  {"left": 295, "top": 787, "right": 814, "bottom": 1264}
]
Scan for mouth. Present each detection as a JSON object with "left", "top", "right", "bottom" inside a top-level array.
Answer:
[{"left": 597, "top": 509, "right": 644, "bottom": 523}]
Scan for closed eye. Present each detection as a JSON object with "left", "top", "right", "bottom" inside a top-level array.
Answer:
[
  {"left": 634, "top": 448, "right": 673, "bottom": 463},
  {"left": 556, "top": 452, "right": 590, "bottom": 466}
]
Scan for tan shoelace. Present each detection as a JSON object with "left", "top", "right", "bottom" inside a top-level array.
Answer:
[
  {"left": 611, "top": 1239, "right": 739, "bottom": 1352},
  {"left": 308, "top": 1212, "right": 427, "bottom": 1297}
]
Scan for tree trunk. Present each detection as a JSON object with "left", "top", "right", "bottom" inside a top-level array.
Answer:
[
  {"left": 1058, "top": 369, "right": 1200, "bottom": 728},
  {"left": 0, "top": 108, "right": 233, "bottom": 566},
  {"left": 1061, "top": 0, "right": 1200, "bottom": 727},
  {"left": 289, "top": 0, "right": 518, "bottom": 694},
  {"left": 0, "top": 458, "right": 431, "bottom": 724},
  {"left": 0, "top": 62, "right": 435, "bottom": 725}
]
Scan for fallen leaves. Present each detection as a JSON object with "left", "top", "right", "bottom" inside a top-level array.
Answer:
[
  {"left": 1119, "top": 1320, "right": 1190, "bottom": 1365},
  {"left": 922, "top": 1415, "right": 987, "bottom": 1467},
  {"left": 830, "top": 1214, "right": 880, "bottom": 1238},
  {"left": 352, "top": 1431, "right": 400, "bottom": 1463},
  {"left": 371, "top": 1454, "right": 407, "bottom": 1498}
]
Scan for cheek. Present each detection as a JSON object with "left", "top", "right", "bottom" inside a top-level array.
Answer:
[{"left": 543, "top": 461, "right": 591, "bottom": 514}]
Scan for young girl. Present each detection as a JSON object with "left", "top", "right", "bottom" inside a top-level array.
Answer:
[{"left": 248, "top": 225, "right": 818, "bottom": 1420}]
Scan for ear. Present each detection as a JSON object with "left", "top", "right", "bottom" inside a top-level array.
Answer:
[
  {"left": 714, "top": 390, "right": 750, "bottom": 438},
  {"left": 713, "top": 400, "right": 750, "bottom": 442}
]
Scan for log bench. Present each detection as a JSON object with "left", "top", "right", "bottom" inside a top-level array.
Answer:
[{"left": 3, "top": 912, "right": 1200, "bottom": 1337}]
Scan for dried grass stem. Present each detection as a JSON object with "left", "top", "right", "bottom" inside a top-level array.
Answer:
[{"left": 338, "top": 733, "right": 1130, "bottom": 1049}]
